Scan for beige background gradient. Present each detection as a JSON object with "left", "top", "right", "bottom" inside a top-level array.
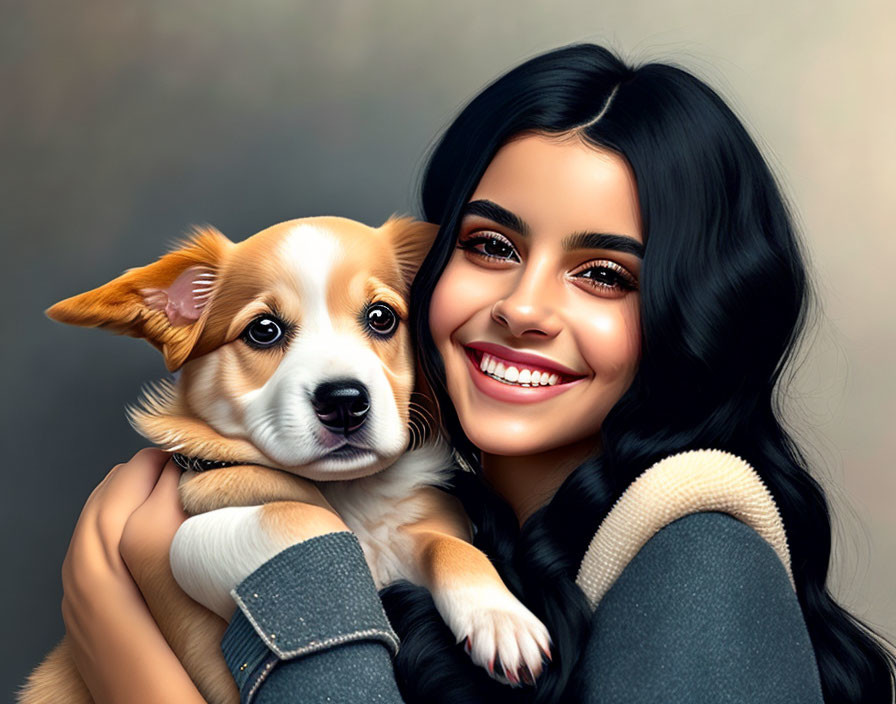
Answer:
[{"left": 2, "top": 0, "right": 893, "bottom": 696}]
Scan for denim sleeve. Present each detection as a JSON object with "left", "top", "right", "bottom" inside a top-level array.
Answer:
[
  {"left": 220, "top": 531, "right": 405, "bottom": 704},
  {"left": 575, "top": 512, "right": 824, "bottom": 703}
]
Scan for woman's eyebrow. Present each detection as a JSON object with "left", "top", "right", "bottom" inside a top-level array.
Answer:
[
  {"left": 462, "top": 199, "right": 644, "bottom": 259},
  {"left": 563, "top": 232, "right": 644, "bottom": 259},
  {"left": 461, "top": 200, "right": 530, "bottom": 236}
]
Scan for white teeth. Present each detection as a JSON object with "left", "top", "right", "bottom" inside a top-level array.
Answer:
[{"left": 476, "top": 352, "right": 563, "bottom": 387}]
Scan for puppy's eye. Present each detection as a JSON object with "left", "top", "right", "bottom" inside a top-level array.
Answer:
[
  {"left": 365, "top": 303, "right": 398, "bottom": 337},
  {"left": 241, "top": 316, "right": 285, "bottom": 348}
]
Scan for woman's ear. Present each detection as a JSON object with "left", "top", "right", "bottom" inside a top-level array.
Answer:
[
  {"left": 380, "top": 215, "right": 440, "bottom": 291},
  {"left": 46, "top": 226, "right": 233, "bottom": 371}
]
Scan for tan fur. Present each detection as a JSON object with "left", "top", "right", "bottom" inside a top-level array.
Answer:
[
  {"left": 179, "top": 465, "right": 334, "bottom": 515},
  {"left": 19, "top": 641, "right": 92, "bottom": 704},
  {"left": 25, "top": 215, "right": 546, "bottom": 703},
  {"left": 46, "top": 227, "right": 232, "bottom": 371},
  {"left": 125, "top": 380, "right": 270, "bottom": 463},
  {"left": 259, "top": 501, "right": 350, "bottom": 543},
  {"left": 399, "top": 488, "right": 500, "bottom": 589}
]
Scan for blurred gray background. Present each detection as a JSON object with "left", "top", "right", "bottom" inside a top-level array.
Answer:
[{"left": 2, "top": 0, "right": 894, "bottom": 696}]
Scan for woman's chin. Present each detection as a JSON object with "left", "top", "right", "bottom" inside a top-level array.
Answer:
[{"left": 462, "top": 423, "right": 587, "bottom": 459}]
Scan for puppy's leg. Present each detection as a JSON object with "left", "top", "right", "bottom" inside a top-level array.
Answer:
[
  {"left": 179, "top": 465, "right": 334, "bottom": 515},
  {"left": 399, "top": 490, "right": 551, "bottom": 686}
]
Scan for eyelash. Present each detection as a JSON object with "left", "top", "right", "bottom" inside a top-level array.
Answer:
[{"left": 456, "top": 231, "right": 639, "bottom": 294}]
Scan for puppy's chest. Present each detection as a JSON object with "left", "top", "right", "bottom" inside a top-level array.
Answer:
[
  {"left": 318, "top": 446, "right": 454, "bottom": 589},
  {"left": 326, "top": 490, "right": 421, "bottom": 588}
]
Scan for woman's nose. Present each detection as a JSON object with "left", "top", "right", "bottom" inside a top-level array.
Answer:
[{"left": 490, "top": 266, "right": 562, "bottom": 338}]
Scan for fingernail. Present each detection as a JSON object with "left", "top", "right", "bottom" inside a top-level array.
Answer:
[
  {"left": 520, "top": 665, "right": 535, "bottom": 686},
  {"left": 505, "top": 665, "right": 518, "bottom": 686},
  {"left": 493, "top": 657, "right": 509, "bottom": 682},
  {"left": 464, "top": 637, "right": 472, "bottom": 655}
]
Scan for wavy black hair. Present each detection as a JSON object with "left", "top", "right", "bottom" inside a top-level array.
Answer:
[{"left": 379, "top": 43, "right": 896, "bottom": 703}]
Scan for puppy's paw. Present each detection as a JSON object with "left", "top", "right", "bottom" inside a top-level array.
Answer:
[{"left": 432, "top": 584, "right": 552, "bottom": 686}]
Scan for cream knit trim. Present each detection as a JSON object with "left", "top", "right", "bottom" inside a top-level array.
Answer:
[{"left": 575, "top": 449, "right": 794, "bottom": 612}]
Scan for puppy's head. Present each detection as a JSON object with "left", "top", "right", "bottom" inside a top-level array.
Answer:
[{"left": 48, "top": 215, "right": 438, "bottom": 480}]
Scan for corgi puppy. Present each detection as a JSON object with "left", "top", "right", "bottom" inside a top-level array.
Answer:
[{"left": 20, "top": 216, "right": 551, "bottom": 704}]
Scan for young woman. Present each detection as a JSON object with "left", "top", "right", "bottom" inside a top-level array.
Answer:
[{"left": 60, "top": 44, "right": 896, "bottom": 703}]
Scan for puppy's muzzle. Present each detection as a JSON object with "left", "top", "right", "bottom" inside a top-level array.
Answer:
[{"left": 311, "top": 380, "right": 370, "bottom": 437}]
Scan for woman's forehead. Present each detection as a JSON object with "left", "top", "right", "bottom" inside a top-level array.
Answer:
[{"left": 468, "top": 134, "right": 643, "bottom": 244}]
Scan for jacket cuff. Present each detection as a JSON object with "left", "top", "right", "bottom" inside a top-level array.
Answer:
[{"left": 221, "top": 531, "right": 400, "bottom": 701}]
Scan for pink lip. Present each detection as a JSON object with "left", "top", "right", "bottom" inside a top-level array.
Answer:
[
  {"left": 464, "top": 341, "right": 585, "bottom": 379},
  {"left": 462, "top": 346, "right": 586, "bottom": 404}
]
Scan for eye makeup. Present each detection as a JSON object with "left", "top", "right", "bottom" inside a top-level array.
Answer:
[
  {"left": 568, "top": 259, "right": 639, "bottom": 295},
  {"left": 456, "top": 226, "right": 639, "bottom": 297},
  {"left": 456, "top": 230, "right": 520, "bottom": 263}
]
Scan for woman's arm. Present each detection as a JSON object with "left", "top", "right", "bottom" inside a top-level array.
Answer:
[
  {"left": 217, "top": 531, "right": 406, "bottom": 704},
  {"left": 574, "top": 511, "right": 824, "bottom": 703},
  {"left": 61, "top": 449, "right": 205, "bottom": 704}
]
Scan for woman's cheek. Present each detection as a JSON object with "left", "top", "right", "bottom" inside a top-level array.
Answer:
[
  {"left": 427, "top": 271, "right": 457, "bottom": 349},
  {"left": 428, "top": 255, "right": 482, "bottom": 347},
  {"left": 577, "top": 296, "right": 641, "bottom": 381}
]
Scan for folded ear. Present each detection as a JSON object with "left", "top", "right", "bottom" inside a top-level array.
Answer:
[
  {"left": 379, "top": 215, "right": 440, "bottom": 291},
  {"left": 46, "top": 226, "right": 233, "bottom": 371}
]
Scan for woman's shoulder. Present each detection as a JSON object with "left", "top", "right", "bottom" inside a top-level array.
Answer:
[
  {"left": 577, "top": 512, "right": 824, "bottom": 703},
  {"left": 576, "top": 449, "right": 794, "bottom": 610},
  {"left": 598, "top": 510, "right": 794, "bottom": 608}
]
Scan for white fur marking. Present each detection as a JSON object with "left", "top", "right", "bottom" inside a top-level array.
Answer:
[{"left": 170, "top": 505, "right": 332, "bottom": 620}]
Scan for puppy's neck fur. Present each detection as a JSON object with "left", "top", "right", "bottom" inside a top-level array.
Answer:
[{"left": 127, "top": 378, "right": 272, "bottom": 466}]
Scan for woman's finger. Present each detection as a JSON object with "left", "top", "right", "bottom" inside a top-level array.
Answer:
[
  {"left": 121, "top": 458, "right": 188, "bottom": 583},
  {"left": 63, "top": 448, "right": 170, "bottom": 592},
  {"left": 95, "top": 448, "right": 170, "bottom": 523},
  {"left": 136, "top": 457, "right": 186, "bottom": 518}
]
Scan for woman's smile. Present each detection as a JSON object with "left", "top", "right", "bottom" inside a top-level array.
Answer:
[{"left": 462, "top": 342, "right": 588, "bottom": 403}]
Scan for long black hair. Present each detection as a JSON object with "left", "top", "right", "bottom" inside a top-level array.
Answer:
[{"left": 380, "top": 43, "right": 896, "bottom": 703}]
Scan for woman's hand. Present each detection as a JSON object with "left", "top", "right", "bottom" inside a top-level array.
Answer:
[{"left": 61, "top": 448, "right": 205, "bottom": 704}]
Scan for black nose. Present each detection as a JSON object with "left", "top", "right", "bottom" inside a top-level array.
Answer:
[{"left": 311, "top": 380, "right": 370, "bottom": 436}]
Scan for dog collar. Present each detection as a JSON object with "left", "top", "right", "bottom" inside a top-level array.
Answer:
[{"left": 171, "top": 453, "right": 242, "bottom": 473}]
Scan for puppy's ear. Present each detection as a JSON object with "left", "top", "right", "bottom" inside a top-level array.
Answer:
[
  {"left": 46, "top": 226, "right": 233, "bottom": 371},
  {"left": 380, "top": 215, "right": 439, "bottom": 291}
]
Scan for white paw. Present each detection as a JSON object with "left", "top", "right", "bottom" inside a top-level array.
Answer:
[{"left": 432, "top": 584, "right": 552, "bottom": 686}]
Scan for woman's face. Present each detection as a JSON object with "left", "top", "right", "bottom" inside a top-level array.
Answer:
[{"left": 429, "top": 133, "right": 643, "bottom": 457}]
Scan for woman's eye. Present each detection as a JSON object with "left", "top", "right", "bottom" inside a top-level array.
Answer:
[
  {"left": 573, "top": 262, "right": 638, "bottom": 293},
  {"left": 241, "top": 315, "right": 286, "bottom": 348},
  {"left": 365, "top": 302, "right": 399, "bottom": 337},
  {"left": 457, "top": 232, "right": 520, "bottom": 262}
]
